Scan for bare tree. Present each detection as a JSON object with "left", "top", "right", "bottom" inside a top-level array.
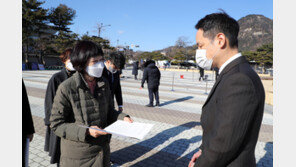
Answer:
[
  {"left": 175, "top": 36, "right": 192, "bottom": 61},
  {"left": 175, "top": 36, "right": 191, "bottom": 48}
]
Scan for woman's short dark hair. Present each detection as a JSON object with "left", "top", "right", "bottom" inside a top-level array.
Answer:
[
  {"left": 195, "top": 11, "right": 239, "bottom": 48},
  {"left": 59, "top": 48, "right": 73, "bottom": 63},
  {"left": 70, "top": 40, "right": 104, "bottom": 72},
  {"left": 105, "top": 52, "right": 126, "bottom": 69}
]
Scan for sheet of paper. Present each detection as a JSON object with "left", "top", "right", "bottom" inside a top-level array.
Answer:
[{"left": 105, "top": 120, "right": 154, "bottom": 140}]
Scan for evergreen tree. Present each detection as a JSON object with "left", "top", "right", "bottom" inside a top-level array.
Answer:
[
  {"left": 80, "top": 32, "right": 113, "bottom": 49},
  {"left": 22, "top": 0, "right": 49, "bottom": 62},
  {"left": 48, "top": 4, "right": 76, "bottom": 32}
]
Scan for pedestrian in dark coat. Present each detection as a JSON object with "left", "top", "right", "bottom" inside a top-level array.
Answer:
[
  {"left": 103, "top": 52, "right": 126, "bottom": 112},
  {"left": 214, "top": 67, "right": 219, "bottom": 81},
  {"left": 44, "top": 48, "right": 75, "bottom": 166},
  {"left": 22, "top": 79, "right": 35, "bottom": 167},
  {"left": 141, "top": 60, "right": 161, "bottom": 107},
  {"left": 132, "top": 61, "right": 139, "bottom": 80},
  {"left": 198, "top": 66, "right": 204, "bottom": 81},
  {"left": 190, "top": 12, "right": 265, "bottom": 167},
  {"left": 50, "top": 41, "right": 133, "bottom": 167}
]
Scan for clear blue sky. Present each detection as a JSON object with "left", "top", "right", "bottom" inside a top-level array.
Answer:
[{"left": 41, "top": 0, "right": 273, "bottom": 52}]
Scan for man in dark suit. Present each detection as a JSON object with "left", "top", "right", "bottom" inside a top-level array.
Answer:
[
  {"left": 103, "top": 51, "right": 125, "bottom": 112},
  {"left": 189, "top": 12, "right": 265, "bottom": 167}
]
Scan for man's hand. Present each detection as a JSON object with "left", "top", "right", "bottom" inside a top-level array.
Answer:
[
  {"left": 88, "top": 126, "right": 108, "bottom": 138},
  {"left": 188, "top": 150, "right": 202, "bottom": 167},
  {"left": 118, "top": 107, "right": 123, "bottom": 112},
  {"left": 27, "top": 134, "right": 34, "bottom": 142},
  {"left": 124, "top": 116, "right": 133, "bottom": 123},
  {"left": 141, "top": 85, "right": 144, "bottom": 89}
]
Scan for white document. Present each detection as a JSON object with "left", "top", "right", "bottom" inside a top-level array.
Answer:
[{"left": 105, "top": 120, "right": 154, "bottom": 140}]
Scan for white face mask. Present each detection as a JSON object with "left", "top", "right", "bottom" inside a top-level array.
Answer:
[
  {"left": 195, "top": 49, "right": 213, "bottom": 70},
  {"left": 108, "top": 66, "right": 117, "bottom": 74},
  {"left": 85, "top": 61, "right": 104, "bottom": 78},
  {"left": 66, "top": 61, "right": 75, "bottom": 71}
]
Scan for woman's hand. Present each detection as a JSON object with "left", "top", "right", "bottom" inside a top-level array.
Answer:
[
  {"left": 124, "top": 116, "right": 133, "bottom": 123},
  {"left": 188, "top": 150, "right": 202, "bottom": 167},
  {"left": 88, "top": 126, "right": 108, "bottom": 138}
]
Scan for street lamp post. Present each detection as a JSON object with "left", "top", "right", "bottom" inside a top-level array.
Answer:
[{"left": 97, "top": 22, "right": 111, "bottom": 37}]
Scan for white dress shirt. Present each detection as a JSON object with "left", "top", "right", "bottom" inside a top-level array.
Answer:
[{"left": 219, "top": 53, "right": 242, "bottom": 74}]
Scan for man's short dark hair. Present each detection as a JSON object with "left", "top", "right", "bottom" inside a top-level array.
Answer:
[
  {"left": 105, "top": 51, "right": 126, "bottom": 69},
  {"left": 144, "top": 59, "right": 155, "bottom": 67},
  {"left": 195, "top": 11, "right": 239, "bottom": 48},
  {"left": 70, "top": 40, "right": 104, "bottom": 72}
]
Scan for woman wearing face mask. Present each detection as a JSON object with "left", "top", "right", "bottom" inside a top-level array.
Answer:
[
  {"left": 44, "top": 48, "right": 76, "bottom": 167},
  {"left": 50, "top": 41, "right": 133, "bottom": 167}
]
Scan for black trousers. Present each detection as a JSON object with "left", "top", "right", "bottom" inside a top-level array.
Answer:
[
  {"left": 22, "top": 136, "right": 26, "bottom": 167},
  {"left": 148, "top": 87, "right": 159, "bottom": 105}
]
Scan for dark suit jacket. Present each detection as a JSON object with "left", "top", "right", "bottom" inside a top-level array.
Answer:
[
  {"left": 141, "top": 63, "right": 161, "bottom": 89},
  {"left": 102, "top": 67, "right": 123, "bottom": 106},
  {"left": 195, "top": 56, "right": 265, "bottom": 167}
]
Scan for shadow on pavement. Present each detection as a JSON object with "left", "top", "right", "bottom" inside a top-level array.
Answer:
[
  {"left": 111, "top": 121, "right": 201, "bottom": 166},
  {"left": 159, "top": 96, "right": 194, "bottom": 107},
  {"left": 257, "top": 142, "right": 273, "bottom": 167},
  {"left": 130, "top": 135, "right": 202, "bottom": 167}
]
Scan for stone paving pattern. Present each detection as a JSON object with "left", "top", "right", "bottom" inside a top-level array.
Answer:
[{"left": 23, "top": 69, "right": 273, "bottom": 167}]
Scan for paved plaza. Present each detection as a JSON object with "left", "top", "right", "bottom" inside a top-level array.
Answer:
[{"left": 22, "top": 69, "right": 273, "bottom": 167}]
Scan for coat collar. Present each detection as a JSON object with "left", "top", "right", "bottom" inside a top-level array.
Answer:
[
  {"left": 74, "top": 71, "right": 105, "bottom": 89},
  {"left": 202, "top": 56, "right": 248, "bottom": 108},
  {"left": 61, "top": 67, "right": 70, "bottom": 79},
  {"left": 218, "top": 56, "right": 247, "bottom": 78}
]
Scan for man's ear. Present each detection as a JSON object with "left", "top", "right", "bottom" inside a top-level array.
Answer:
[{"left": 216, "top": 33, "right": 226, "bottom": 49}]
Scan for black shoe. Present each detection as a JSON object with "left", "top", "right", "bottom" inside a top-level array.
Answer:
[
  {"left": 155, "top": 103, "right": 160, "bottom": 107},
  {"left": 145, "top": 104, "right": 154, "bottom": 107}
]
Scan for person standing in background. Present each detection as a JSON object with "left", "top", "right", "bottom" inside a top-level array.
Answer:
[
  {"left": 102, "top": 51, "right": 126, "bottom": 165},
  {"left": 214, "top": 67, "right": 219, "bottom": 81},
  {"left": 132, "top": 61, "right": 139, "bottom": 80},
  {"left": 103, "top": 52, "right": 125, "bottom": 112},
  {"left": 44, "top": 48, "right": 75, "bottom": 166},
  {"left": 141, "top": 60, "right": 161, "bottom": 107},
  {"left": 198, "top": 66, "right": 204, "bottom": 81}
]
